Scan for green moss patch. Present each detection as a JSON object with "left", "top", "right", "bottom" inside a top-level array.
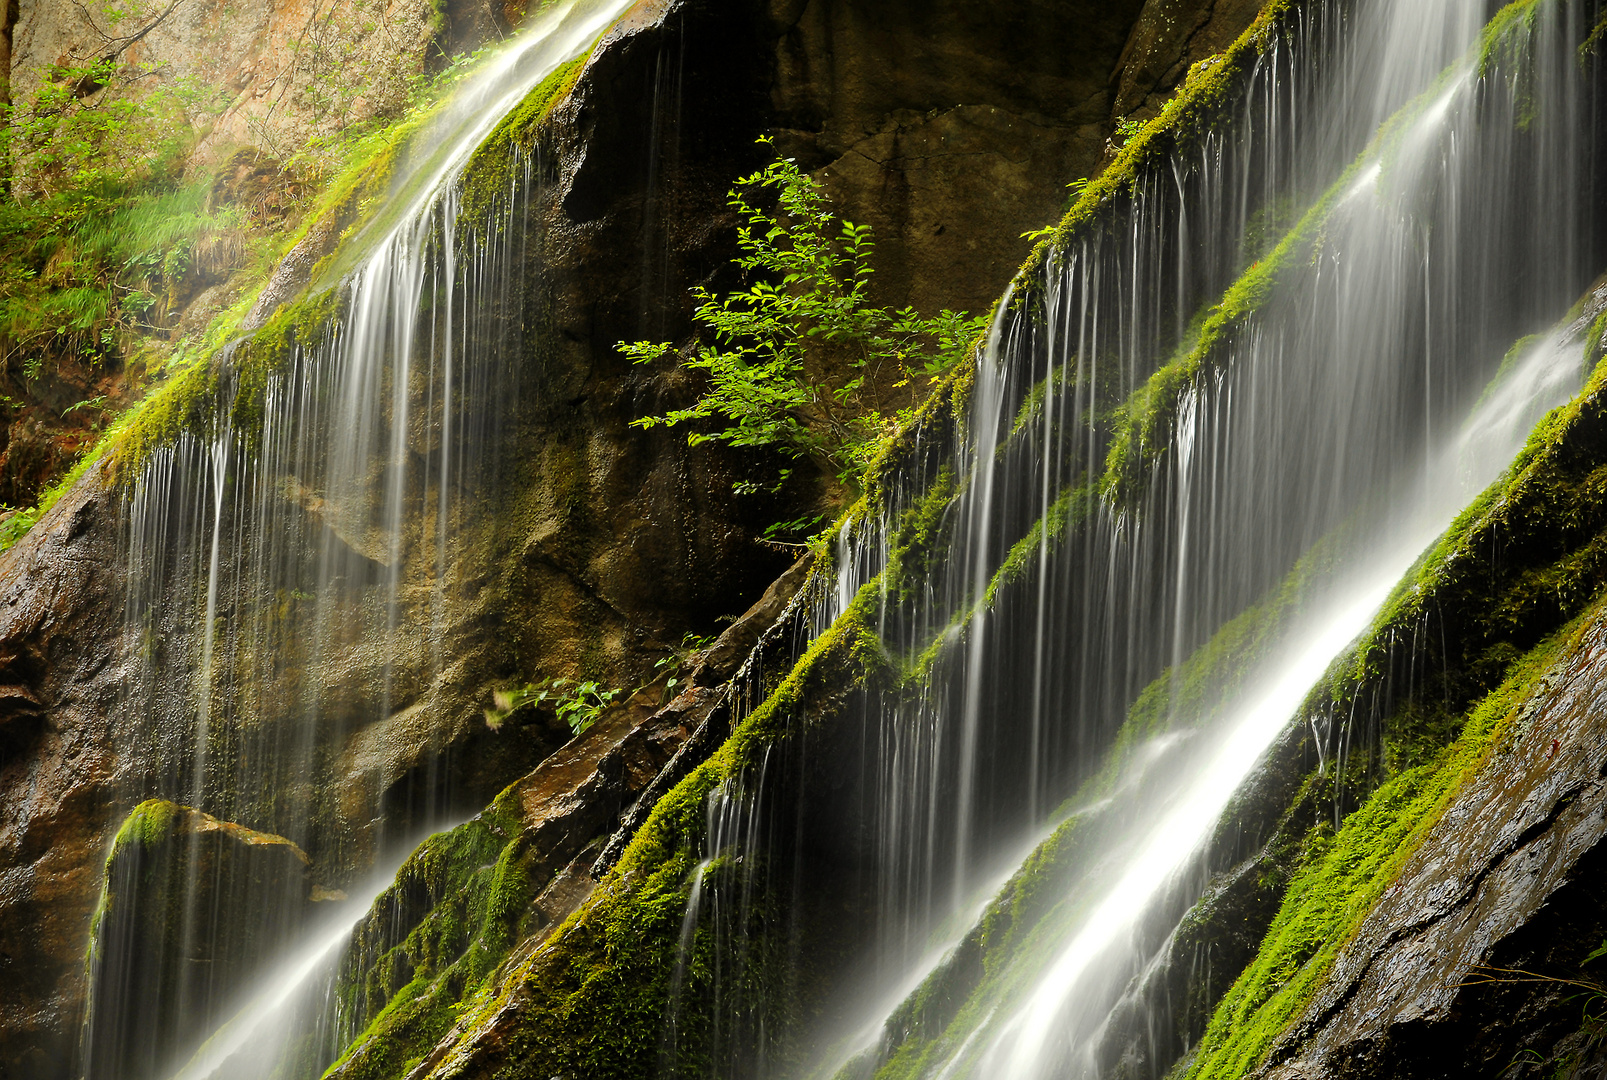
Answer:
[
  {"left": 377, "top": 584, "right": 889, "bottom": 1079},
  {"left": 1185, "top": 622, "right": 1575, "bottom": 1079},
  {"left": 324, "top": 798, "right": 532, "bottom": 1080}
]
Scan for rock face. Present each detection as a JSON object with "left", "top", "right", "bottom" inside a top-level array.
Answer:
[
  {"left": 767, "top": 0, "right": 1145, "bottom": 321},
  {"left": 323, "top": 555, "right": 814, "bottom": 1080},
  {"left": 0, "top": 464, "right": 131, "bottom": 1080},
  {"left": 1111, "top": 0, "right": 1267, "bottom": 122},
  {"left": 1248, "top": 605, "right": 1607, "bottom": 1080},
  {"left": 83, "top": 800, "right": 313, "bottom": 1080},
  {"left": 12, "top": 0, "right": 469, "bottom": 169}
]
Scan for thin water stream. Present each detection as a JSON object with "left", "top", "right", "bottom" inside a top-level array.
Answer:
[
  {"left": 162, "top": 825, "right": 461, "bottom": 1080},
  {"left": 769, "top": 0, "right": 1600, "bottom": 1076},
  {"left": 953, "top": 330, "right": 1587, "bottom": 1077},
  {"left": 91, "top": 1, "right": 634, "bottom": 1076}
]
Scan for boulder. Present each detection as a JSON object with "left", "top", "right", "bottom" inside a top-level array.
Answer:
[{"left": 82, "top": 800, "right": 313, "bottom": 1080}]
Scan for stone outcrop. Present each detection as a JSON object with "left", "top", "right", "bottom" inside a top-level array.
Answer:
[
  {"left": 83, "top": 800, "right": 313, "bottom": 1080},
  {"left": 1247, "top": 601, "right": 1607, "bottom": 1080},
  {"left": 322, "top": 555, "right": 813, "bottom": 1080},
  {"left": 0, "top": 463, "right": 130, "bottom": 1080},
  {"left": 1110, "top": 0, "right": 1267, "bottom": 123}
]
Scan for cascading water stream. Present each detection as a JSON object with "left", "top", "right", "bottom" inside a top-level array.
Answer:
[
  {"left": 90, "top": 1, "right": 635, "bottom": 1077},
  {"left": 161, "top": 825, "right": 461, "bottom": 1080},
  {"left": 731, "top": 0, "right": 1604, "bottom": 1076},
  {"left": 952, "top": 330, "right": 1588, "bottom": 1079}
]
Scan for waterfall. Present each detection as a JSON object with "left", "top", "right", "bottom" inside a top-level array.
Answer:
[
  {"left": 68, "top": 0, "right": 1607, "bottom": 1075},
  {"left": 667, "top": 0, "right": 1601, "bottom": 1075},
  {"left": 84, "top": 2, "right": 634, "bottom": 1078}
]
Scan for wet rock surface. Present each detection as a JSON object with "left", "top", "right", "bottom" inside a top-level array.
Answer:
[
  {"left": 1249, "top": 609, "right": 1607, "bottom": 1080},
  {"left": 0, "top": 465, "right": 130, "bottom": 1080},
  {"left": 83, "top": 800, "right": 313, "bottom": 1080},
  {"left": 1111, "top": 0, "right": 1267, "bottom": 123},
  {"left": 0, "top": 0, "right": 1276, "bottom": 1074},
  {"left": 323, "top": 555, "right": 812, "bottom": 1080},
  {"left": 768, "top": 0, "right": 1146, "bottom": 323}
]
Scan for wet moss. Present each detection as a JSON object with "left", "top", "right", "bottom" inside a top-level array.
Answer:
[
  {"left": 866, "top": 809, "right": 1096, "bottom": 1080},
  {"left": 395, "top": 583, "right": 890, "bottom": 1079},
  {"left": 1013, "top": 0, "right": 1300, "bottom": 283},
  {"left": 1060, "top": 0, "right": 1556, "bottom": 509},
  {"left": 109, "top": 799, "right": 183, "bottom": 856},
  {"left": 1185, "top": 623, "right": 1576, "bottom": 1080},
  {"left": 458, "top": 53, "right": 589, "bottom": 226},
  {"left": 981, "top": 484, "right": 1092, "bottom": 613},
  {"left": 1171, "top": 328, "right": 1607, "bottom": 1074},
  {"left": 882, "top": 464, "right": 958, "bottom": 606},
  {"left": 105, "top": 287, "right": 346, "bottom": 483},
  {"left": 1095, "top": 55, "right": 1475, "bottom": 504},
  {"left": 325, "top": 798, "right": 530, "bottom": 1080}
]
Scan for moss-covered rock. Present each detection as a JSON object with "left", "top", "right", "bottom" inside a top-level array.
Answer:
[{"left": 83, "top": 800, "right": 313, "bottom": 1080}]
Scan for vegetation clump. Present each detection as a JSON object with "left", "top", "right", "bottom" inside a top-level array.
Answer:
[
  {"left": 0, "top": 5, "right": 592, "bottom": 548},
  {"left": 623, "top": 140, "right": 987, "bottom": 498},
  {"left": 485, "top": 676, "right": 623, "bottom": 736},
  {"left": 362, "top": 582, "right": 891, "bottom": 1079}
]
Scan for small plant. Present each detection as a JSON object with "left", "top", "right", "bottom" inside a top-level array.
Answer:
[
  {"left": 650, "top": 630, "right": 720, "bottom": 703},
  {"left": 485, "top": 677, "right": 622, "bottom": 737},
  {"left": 0, "top": 507, "right": 38, "bottom": 550},
  {"left": 621, "top": 138, "right": 986, "bottom": 495},
  {"left": 63, "top": 396, "right": 111, "bottom": 424},
  {"left": 1021, "top": 178, "right": 1092, "bottom": 241},
  {"left": 1112, "top": 115, "right": 1147, "bottom": 147}
]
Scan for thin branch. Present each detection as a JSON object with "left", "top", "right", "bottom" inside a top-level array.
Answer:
[
  {"left": 70, "top": 0, "right": 185, "bottom": 97},
  {"left": 1457, "top": 965, "right": 1607, "bottom": 994}
]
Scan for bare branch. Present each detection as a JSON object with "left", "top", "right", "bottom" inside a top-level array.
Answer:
[{"left": 70, "top": 0, "right": 185, "bottom": 97}]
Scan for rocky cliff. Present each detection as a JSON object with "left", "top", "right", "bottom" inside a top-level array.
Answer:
[
  {"left": 0, "top": 0, "right": 1256, "bottom": 1076},
  {"left": 13, "top": 0, "right": 1600, "bottom": 1079}
]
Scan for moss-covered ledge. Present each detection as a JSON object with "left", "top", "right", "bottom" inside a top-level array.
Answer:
[
  {"left": 83, "top": 25, "right": 611, "bottom": 493},
  {"left": 349, "top": 580, "right": 888, "bottom": 1080},
  {"left": 1178, "top": 306, "right": 1607, "bottom": 1074},
  {"left": 837, "top": 279, "right": 1607, "bottom": 1079},
  {"left": 1019, "top": 0, "right": 1299, "bottom": 269}
]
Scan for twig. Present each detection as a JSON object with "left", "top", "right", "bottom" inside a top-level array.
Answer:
[
  {"left": 69, "top": 0, "right": 186, "bottom": 97},
  {"left": 1457, "top": 965, "right": 1607, "bottom": 994}
]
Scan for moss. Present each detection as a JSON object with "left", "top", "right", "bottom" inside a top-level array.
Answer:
[
  {"left": 456, "top": 49, "right": 591, "bottom": 228},
  {"left": 853, "top": 284, "right": 1607, "bottom": 1073},
  {"left": 379, "top": 580, "right": 891, "bottom": 1079},
  {"left": 84, "top": 799, "right": 185, "bottom": 969},
  {"left": 1583, "top": 4, "right": 1607, "bottom": 60},
  {"left": 324, "top": 798, "right": 531, "bottom": 1080},
  {"left": 1011, "top": 0, "right": 1299, "bottom": 285},
  {"left": 982, "top": 484, "right": 1093, "bottom": 613},
  {"left": 1007, "top": 0, "right": 1555, "bottom": 511},
  {"left": 109, "top": 799, "right": 184, "bottom": 857},
  {"left": 866, "top": 809, "right": 1096, "bottom": 1080},
  {"left": 857, "top": 493, "right": 1370, "bottom": 1077},
  {"left": 1481, "top": 1, "right": 1546, "bottom": 130},
  {"left": 859, "top": 345, "right": 979, "bottom": 514},
  {"left": 1185, "top": 623, "right": 1576, "bottom": 1080},
  {"left": 1170, "top": 325, "right": 1607, "bottom": 1074},
  {"left": 881, "top": 464, "right": 958, "bottom": 605},
  {"left": 103, "top": 287, "right": 345, "bottom": 483},
  {"left": 1095, "top": 74, "right": 1461, "bottom": 504}
]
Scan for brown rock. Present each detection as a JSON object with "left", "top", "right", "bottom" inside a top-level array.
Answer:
[{"left": 1253, "top": 607, "right": 1607, "bottom": 1079}]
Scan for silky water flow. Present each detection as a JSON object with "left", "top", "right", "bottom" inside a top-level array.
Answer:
[
  {"left": 72, "top": 0, "right": 1607, "bottom": 1078},
  {"left": 654, "top": 0, "right": 1606, "bottom": 1077},
  {"left": 81, "top": 2, "right": 635, "bottom": 1079}
]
